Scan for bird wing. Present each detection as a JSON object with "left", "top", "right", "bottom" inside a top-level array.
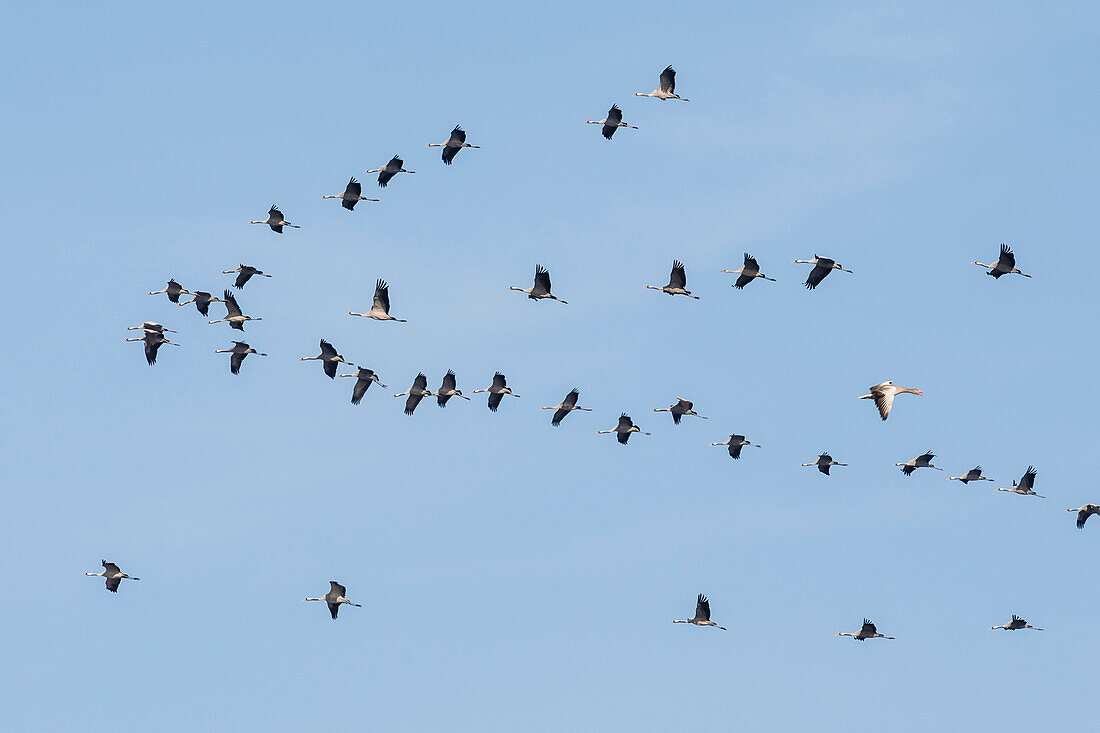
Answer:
[
  {"left": 696, "top": 594, "right": 711, "bottom": 621},
  {"left": 450, "top": 126, "right": 466, "bottom": 144},
  {"left": 805, "top": 264, "right": 831, "bottom": 290},
  {"left": 1078, "top": 509, "right": 1090, "bottom": 529},
  {"left": 1020, "top": 466, "right": 1036, "bottom": 491},
  {"left": 413, "top": 373, "right": 428, "bottom": 390},
  {"left": 374, "top": 279, "right": 391, "bottom": 313},
  {"left": 744, "top": 253, "right": 760, "bottom": 271},
  {"left": 617, "top": 414, "right": 633, "bottom": 430},
  {"left": 269, "top": 206, "right": 283, "bottom": 220},
  {"left": 861, "top": 620, "right": 876, "bottom": 636},
  {"left": 532, "top": 265, "right": 551, "bottom": 296},
  {"left": 919, "top": 452, "right": 936, "bottom": 464},
  {"left": 345, "top": 177, "right": 361, "bottom": 198},
  {"left": 352, "top": 377, "right": 369, "bottom": 405},
  {"left": 733, "top": 273, "right": 753, "bottom": 289},
  {"left": 551, "top": 408, "right": 569, "bottom": 426},
  {"left": 144, "top": 339, "right": 160, "bottom": 365},
  {"left": 323, "top": 360, "right": 337, "bottom": 379},
  {"left": 320, "top": 339, "right": 337, "bottom": 357},
  {"left": 660, "top": 65, "right": 676, "bottom": 94},
  {"left": 442, "top": 370, "right": 456, "bottom": 392},
  {"left": 492, "top": 372, "right": 507, "bottom": 390},
  {"left": 230, "top": 351, "right": 245, "bottom": 374},
  {"left": 998, "top": 244, "right": 1015, "bottom": 270},
  {"left": 223, "top": 290, "right": 242, "bottom": 317},
  {"left": 728, "top": 442, "right": 744, "bottom": 459},
  {"left": 330, "top": 581, "right": 347, "bottom": 597},
  {"left": 405, "top": 393, "right": 424, "bottom": 414},
  {"left": 607, "top": 104, "right": 623, "bottom": 125},
  {"left": 670, "top": 260, "right": 687, "bottom": 289},
  {"left": 106, "top": 576, "right": 121, "bottom": 592},
  {"left": 873, "top": 390, "right": 894, "bottom": 420},
  {"left": 563, "top": 389, "right": 579, "bottom": 408},
  {"left": 328, "top": 602, "right": 340, "bottom": 619},
  {"left": 488, "top": 391, "right": 504, "bottom": 412}
]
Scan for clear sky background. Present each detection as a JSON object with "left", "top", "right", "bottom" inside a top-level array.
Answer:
[{"left": 2, "top": 2, "right": 1098, "bottom": 730}]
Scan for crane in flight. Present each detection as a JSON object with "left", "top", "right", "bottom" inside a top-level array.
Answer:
[{"left": 303, "top": 581, "right": 362, "bottom": 619}]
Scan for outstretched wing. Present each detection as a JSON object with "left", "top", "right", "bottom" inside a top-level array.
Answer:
[
  {"left": 617, "top": 414, "right": 633, "bottom": 430},
  {"left": 223, "top": 290, "right": 242, "bottom": 317},
  {"left": 607, "top": 104, "right": 623, "bottom": 126},
  {"left": 669, "top": 260, "right": 687, "bottom": 289},
  {"left": 532, "top": 265, "right": 552, "bottom": 296},
  {"left": 320, "top": 339, "right": 337, "bottom": 358},
  {"left": 1019, "top": 466, "right": 1036, "bottom": 491},
  {"left": 660, "top": 65, "right": 676, "bottom": 94},
  {"left": 352, "top": 376, "right": 370, "bottom": 405},
  {"left": 861, "top": 619, "right": 877, "bottom": 636},
  {"left": 805, "top": 264, "right": 831, "bottom": 290},
  {"left": 488, "top": 391, "right": 504, "bottom": 412},
  {"left": 696, "top": 593, "right": 711, "bottom": 621},
  {"left": 492, "top": 372, "right": 507, "bottom": 391},
  {"left": 106, "top": 576, "right": 121, "bottom": 592},
  {"left": 551, "top": 408, "right": 569, "bottom": 426},
  {"left": 230, "top": 351, "right": 245, "bottom": 374},
  {"left": 563, "top": 389, "right": 579, "bottom": 408},
  {"left": 998, "top": 244, "right": 1016, "bottom": 270},
  {"left": 374, "top": 279, "right": 391, "bottom": 314}
]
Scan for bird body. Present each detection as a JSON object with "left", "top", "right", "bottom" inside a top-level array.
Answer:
[
  {"left": 635, "top": 66, "right": 689, "bottom": 101},
  {"left": 178, "top": 290, "right": 222, "bottom": 317},
  {"left": 541, "top": 389, "right": 591, "bottom": 426},
  {"left": 801, "top": 452, "right": 846, "bottom": 475},
  {"left": 837, "top": 619, "right": 894, "bottom": 640},
  {"left": 597, "top": 413, "right": 650, "bottom": 444},
  {"left": 948, "top": 466, "right": 993, "bottom": 483},
  {"left": 586, "top": 104, "right": 638, "bottom": 139},
  {"left": 250, "top": 205, "right": 299, "bottom": 233},
  {"left": 721, "top": 253, "right": 775, "bottom": 289},
  {"left": 207, "top": 290, "right": 260, "bottom": 331},
  {"left": 896, "top": 451, "right": 943, "bottom": 475},
  {"left": 214, "top": 341, "right": 266, "bottom": 374},
  {"left": 304, "top": 581, "right": 362, "bottom": 619},
  {"left": 793, "top": 255, "right": 851, "bottom": 289},
  {"left": 321, "top": 177, "right": 380, "bottom": 210},
  {"left": 84, "top": 559, "right": 139, "bottom": 593},
  {"left": 427, "top": 126, "right": 480, "bottom": 164},
  {"left": 997, "top": 466, "right": 1045, "bottom": 498},
  {"left": 339, "top": 367, "right": 386, "bottom": 405},
  {"left": 300, "top": 339, "right": 352, "bottom": 379},
  {"left": 654, "top": 397, "right": 707, "bottom": 424},
  {"left": 859, "top": 381, "right": 923, "bottom": 420},
  {"left": 472, "top": 372, "right": 520, "bottom": 411},
  {"left": 349, "top": 279, "right": 406, "bottom": 321},
  {"left": 991, "top": 615, "right": 1042, "bottom": 631},
  {"left": 711, "top": 434, "right": 760, "bottom": 459},
  {"left": 974, "top": 244, "right": 1031, "bottom": 279},
  {"left": 366, "top": 156, "right": 414, "bottom": 187},
  {"left": 148, "top": 279, "right": 190, "bottom": 303},
  {"left": 393, "top": 373, "right": 433, "bottom": 415},
  {"left": 646, "top": 260, "right": 699, "bottom": 298},
  {"left": 1068, "top": 504, "right": 1100, "bottom": 529},
  {"left": 436, "top": 370, "right": 470, "bottom": 407},
  {"left": 222, "top": 264, "right": 271, "bottom": 289},
  {"left": 672, "top": 594, "right": 726, "bottom": 629},
  {"left": 509, "top": 265, "right": 567, "bottom": 303}
]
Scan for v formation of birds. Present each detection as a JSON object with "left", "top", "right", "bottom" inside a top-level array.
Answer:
[{"left": 112, "top": 66, "right": 1086, "bottom": 634}]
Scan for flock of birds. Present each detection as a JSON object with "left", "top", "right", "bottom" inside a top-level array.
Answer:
[{"left": 104, "top": 66, "right": 1093, "bottom": 635}]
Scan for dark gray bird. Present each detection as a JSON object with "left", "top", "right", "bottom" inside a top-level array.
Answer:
[
  {"left": 509, "top": 265, "right": 567, "bottom": 303},
  {"left": 793, "top": 255, "right": 852, "bottom": 290},
  {"left": 321, "top": 177, "right": 380, "bottom": 210},
  {"left": 585, "top": 104, "right": 638, "bottom": 139},
  {"left": 596, "top": 413, "right": 650, "bottom": 444},
  {"left": 711, "top": 434, "right": 761, "bottom": 459},
  {"left": 178, "top": 290, "right": 223, "bottom": 317},
  {"left": 365, "top": 155, "right": 414, "bottom": 188},
  {"left": 672, "top": 594, "right": 725, "bottom": 629},
  {"left": 250, "top": 205, "right": 299, "bottom": 233},
  {"left": 991, "top": 615, "right": 1042, "bottom": 631},
  {"left": 837, "top": 619, "right": 894, "bottom": 640},
  {"left": 635, "top": 65, "right": 689, "bottom": 101},
  {"left": 207, "top": 290, "right": 260, "bottom": 331},
  {"left": 801, "top": 452, "right": 846, "bottom": 475},
  {"left": 84, "top": 559, "right": 140, "bottom": 593},
  {"left": 300, "top": 339, "right": 352, "bottom": 379},
  {"left": 393, "top": 373, "right": 433, "bottom": 415},
  {"left": 427, "top": 126, "right": 480, "bottom": 164},
  {"left": 654, "top": 397, "right": 707, "bottom": 424},
  {"left": 646, "top": 260, "right": 699, "bottom": 298},
  {"left": 303, "top": 581, "right": 362, "bottom": 620},
  {"left": 222, "top": 264, "right": 271, "bottom": 289},
  {"left": 540, "top": 389, "right": 592, "bottom": 426},
  {"left": 974, "top": 244, "right": 1031, "bottom": 279},
  {"left": 348, "top": 279, "right": 407, "bottom": 321},
  {"left": 1068, "top": 504, "right": 1100, "bottom": 529},
  {"left": 148, "top": 279, "right": 190, "bottom": 303},
  {"left": 339, "top": 367, "right": 386, "bottom": 405},
  {"left": 997, "top": 466, "right": 1045, "bottom": 498},
  {"left": 721, "top": 253, "right": 775, "bottom": 289},
  {"left": 896, "top": 451, "right": 943, "bottom": 476},
  {"left": 125, "top": 322, "right": 176, "bottom": 334},
  {"left": 948, "top": 466, "right": 993, "bottom": 484},
  {"left": 436, "top": 370, "right": 470, "bottom": 407},
  {"left": 473, "top": 372, "right": 520, "bottom": 412},
  {"left": 124, "top": 329, "right": 179, "bottom": 365},
  {"left": 213, "top": 341, "right": 266, "bottom": 374}
]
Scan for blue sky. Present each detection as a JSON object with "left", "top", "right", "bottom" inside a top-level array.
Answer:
[{"left": 2, "top": 2, "right": 1098, "bottom": 730}]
